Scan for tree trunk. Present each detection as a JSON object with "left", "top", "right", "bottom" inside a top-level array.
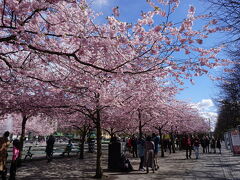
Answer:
[
  {"left": 19, "top": 114, "right": 28, "bottom": 166},
  {"left": 95, "top": 109, "right": 103, "bottom": 178},
  {"left": 110, "top": 128, "right": 115, "bottom": 141},
  {"left": 20, "top": 115, "right": 27, "bottom": 152},
  {"left": 159, "top": 128, "right": 164, "bottom": 157},
  {"left": 79, "top": 126, "right": 87, "bottom": 159},
  {"left": 138, "top": 109, "right": 143, "bottom": 138},
  {"left": 170, "top": 133, "right": 175, "bottom": 153},
  {"left": 139, "top": 120, "right": 143, "bottom": 139}
]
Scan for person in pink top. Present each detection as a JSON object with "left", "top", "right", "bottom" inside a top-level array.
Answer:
[{"left": 9, "top": 139, "right": 20, "bottom": 180}]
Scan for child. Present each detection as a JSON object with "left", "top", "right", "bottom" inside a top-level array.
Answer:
[{"left": 9, "top": 139, "right": 20, "bottom": 180}]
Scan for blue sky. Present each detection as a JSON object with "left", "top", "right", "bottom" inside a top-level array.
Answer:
[{"left": 90, "top": 0, "right": 228, "bottom": 129}]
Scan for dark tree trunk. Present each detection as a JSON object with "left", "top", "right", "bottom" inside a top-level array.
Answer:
[
  {"left": 79, "top": 126, "right": 88, "bottom": 159},
  {"left": 139, "top": 120, "right": 143, "bottom": 139},
  {"left": 95, "top": 109, "right": 103, "bottom": 178},
  {"left": 138, "top": 109, "right": 143, "bottom": 138},
  {"left": 159, "top": 128, "right": 164, "bottom": 157},
  {"left": 170, "top": 133, "right": 175, "bottom": 153},
  {"left": 20, "top": 115, "right": 27, "bottom": 152}
]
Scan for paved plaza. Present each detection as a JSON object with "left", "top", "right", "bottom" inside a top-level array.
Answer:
[{"left": 5, "top": 144, "right": 240, "bottom": 180}]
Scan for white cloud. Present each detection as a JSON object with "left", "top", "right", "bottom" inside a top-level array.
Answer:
[
  {"left": 191, "top": 99, "right": 216, "bottom": 112},
  {"left": 196, "top": 99, "right": 214, "bottom": 110},
  {"left": 191, "top": 99, "right": 218, "bottom": 131},
  {"left": 200, "top": 111, "right": 218, "bottom": 131},
  {"left": 92, "top": 0, "right": 109, "bottom": 7}
]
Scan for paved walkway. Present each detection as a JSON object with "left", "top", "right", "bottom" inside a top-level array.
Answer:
[{"left": 8, "top": 145, "right": 240, "bottom": 180}]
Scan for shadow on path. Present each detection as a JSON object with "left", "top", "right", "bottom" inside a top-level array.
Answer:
[{"left": 12, "top": 146, "right": 240, "bottom": 180}]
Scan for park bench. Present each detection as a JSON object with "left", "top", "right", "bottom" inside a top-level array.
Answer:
[
  {"left": 71, "top": 146, "right": 81, "bottom": 155},
  {"left": 60, "top": 144, "right": 81, "bottom": 157}
]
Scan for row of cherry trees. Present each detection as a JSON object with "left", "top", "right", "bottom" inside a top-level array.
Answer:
[{"left": 0, "top": 0, "right": 231, "bottom": 178}]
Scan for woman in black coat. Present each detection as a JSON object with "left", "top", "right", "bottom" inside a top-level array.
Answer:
[{"left": 216, "top": 138, "right": 221, "bottom": 154}]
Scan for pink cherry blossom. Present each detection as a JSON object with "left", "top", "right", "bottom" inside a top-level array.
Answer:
[{"left": 112, "top": 6, "right": 120, "bottom": 17}]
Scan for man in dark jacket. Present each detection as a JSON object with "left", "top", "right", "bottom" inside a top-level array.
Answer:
[
  {"left": 184, "top": 135, "right": 192, "bottom": 159},
  {"left": 46, "top": 135, "right": 55, "bottom": 162}
]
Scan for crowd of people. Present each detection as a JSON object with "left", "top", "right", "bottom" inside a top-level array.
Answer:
[
  {"left": 123, "top": 133, "right": 222, "bottom": 173},
  {"left": 182, "top": 135, "right": 222, "bottom": 160},
  {"left": 123, "top": 133, "right": 160, "bottom": 173},
  {"left": 0, "top": 131, "right": 223, "bottom": 179}
]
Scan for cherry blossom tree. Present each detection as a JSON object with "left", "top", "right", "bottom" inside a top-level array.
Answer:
[
  {"left": 0, "top": 0, "right": 231, "bottom": 85},
  {"left": 0, "top": 0, "right": 232, "bottom": 178},
  {"left": 11, "top": 114, "right": 57, "bottom": 136},
  {"left": 102, "top": 106, "right": 133, "bottom": 139},
  {"left": 134, "top": 99, "right": 209, "bottom": 156},
  {"left": 57, "top": 111, "right": 93, "bottom": 159},
  {"left": 123, "top": 75, "right": 178, "bottom": 137},
  {"left": 0, "top": 79, "right": 71, "bottom": 152}
]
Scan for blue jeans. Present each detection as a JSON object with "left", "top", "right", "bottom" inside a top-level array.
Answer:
[{"left": 194, "top": 146, "right": 199, "bottom": 159}]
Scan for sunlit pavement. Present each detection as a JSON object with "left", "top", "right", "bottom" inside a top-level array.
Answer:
[{"left": 9, "top": 145, "right": 240, "bottom": 180}]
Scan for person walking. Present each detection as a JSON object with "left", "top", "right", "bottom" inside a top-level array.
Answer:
[
  {"left": 201, "top": 137, "right": 206, "bottom": 154},
  {"left": 168, "top": 139, "right": 172, "bottom": 154},
  {"left": 9, "top": 139, "right": 20, "bottom": 180},
  {"left": 205, "top": 136, "right": 210, "bottom": 153},
  {"left": 216, "top": 138, "right": 222, "bottom": 154},
  {"left": 126, "top": 137, "right": 132, "bottom": 153},
  {"left": 193, "top": 136, "right": 200, "bottom": 159},
  {"left": 144, "top": 136, "right": 155, "bottom": 173},
  {"left": 175, "top": 137, "right": 180, "bottom": 150},
  {"left": 132, "top": 136, "right": 138, "bottom": 158},
  {"left": 185, "top": 135, "right": 192, "bottom": 159},
  {"left": 45, "top": 135, "right": 55, "bottom": 162},
  {"left": 210, "top": 137, "right": 216, "bottom": 154},
  {"left": 152, "top": 133, "right": 160, "bottom": 170},
  {"left": 162, "top": 135, "right": 169, "bottom": 153},
  {"left": 87, "top": 135, "right": 95, "bottom": 153},
  {"left": 0, "top": 131, "right": 11, "bottom": 180},
  {"left": 137, "top": 136, "right": 145, "bottom": 171}
]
